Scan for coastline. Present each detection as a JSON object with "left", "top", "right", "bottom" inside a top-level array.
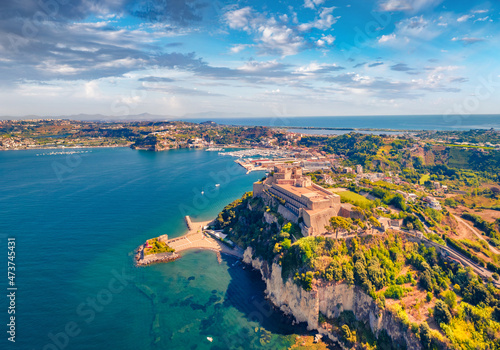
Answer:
[
  {"left": 135, "top": 217, "right": 244, "bottom": 266},
  {"left": 0, "top": 144, "right": 131, "bottom": 151}
]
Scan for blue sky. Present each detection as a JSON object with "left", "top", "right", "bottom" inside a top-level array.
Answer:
[{"left": 0, "top": 0, "right": 499, "bottom": 118}]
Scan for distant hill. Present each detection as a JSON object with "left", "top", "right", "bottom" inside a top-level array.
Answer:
[
  {"left": 181, "top": 111, "right": 256, "bottom": 119},
  {"left": 0, "top": 111, "right": 256, "bottom": 121},
  {"left": 0, "top": 113, "right": 176, "bottom": 121}
]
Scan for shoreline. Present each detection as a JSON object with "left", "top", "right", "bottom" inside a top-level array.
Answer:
[
  {"left": 0, "top": 144, "right": 131, "bottom": 151},
  {"left": 0, "top": 144, "right": 248, "bottom": 152},
  {"left": 135, "top": 217, "right": 244, "bottom": 266}
]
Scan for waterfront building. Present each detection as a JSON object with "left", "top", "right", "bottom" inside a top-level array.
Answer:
[{"left": 253, "top": 166, "right": 356, "bottom": 236}]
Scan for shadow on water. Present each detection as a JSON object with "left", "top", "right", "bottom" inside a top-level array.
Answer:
[
  {"left": 131, "top": 250, "right": 340, "bottom": 350},
  {"left": 220, "top": 254, "right": 341, "bottom": 350},
  {"left": 222, "top": 255, "right": 307, "bottom": 335}
]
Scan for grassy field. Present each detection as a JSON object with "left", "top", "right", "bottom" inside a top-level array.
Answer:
[
  {"left": 447, "top": 148, "right": 470, "bottom": 168},
  {"left": 339, "top": 191, "right": 372, "bottom": 206},
  {"left": 419, "top": 174, "right": 430, "bottom": 185}
]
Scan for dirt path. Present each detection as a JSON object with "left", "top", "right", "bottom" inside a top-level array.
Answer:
[{"left": 452, "top": 214, "right": 500, "bottom": 255}]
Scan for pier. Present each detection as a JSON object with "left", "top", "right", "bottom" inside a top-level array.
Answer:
[{"left": 135, "top": 217, "right": 243, "bottom": 266}]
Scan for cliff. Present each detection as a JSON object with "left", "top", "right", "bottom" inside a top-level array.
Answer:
[{"left": 243, "top": 247, "right": 422, "bottom": 349}]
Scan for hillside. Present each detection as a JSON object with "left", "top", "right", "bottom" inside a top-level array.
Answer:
[{"left": 214, "top": 192, "right": 500, "bottom": 350}]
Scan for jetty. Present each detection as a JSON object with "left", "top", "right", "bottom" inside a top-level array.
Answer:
[{"left": 135, "top": 216, "right": 244, "bottom": 266}]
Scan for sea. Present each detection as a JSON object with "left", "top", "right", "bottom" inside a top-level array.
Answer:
[
  {"left": 0, "top": 148, "right": 313, "bottom": 350},
  {"left": 184, "top": 115, "right": 500, "bottom": 133}
]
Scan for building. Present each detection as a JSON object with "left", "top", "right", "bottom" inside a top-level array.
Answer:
[
  {"left": 424, "top": 196, "right": 442, "bottom": 210},
  {"left": 254, "top": 166, "right": 360, "bottom": 236},
  {"left": 408, "top": 193, "right": 418, "bottom": 202},
  {"left": 322, "top": 174, "right": 335, "bottom": 186},
  {"left": 356, "top": 165, "right": 363, "bottom": 174}
]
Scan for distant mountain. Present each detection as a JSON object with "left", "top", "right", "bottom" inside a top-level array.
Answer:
[
  {"left": 181, "top": 111, "right": 256, "bottom": 119},
  {"left": 0, "top": 111, "right": 258, "bottom": 121},
  {"left": 1, "top": 113, "right": 177, "bottom": 121}
]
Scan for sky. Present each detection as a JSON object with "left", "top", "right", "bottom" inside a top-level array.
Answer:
[{"left": 0, "top": 0, "right": 499, "bottom": 118}]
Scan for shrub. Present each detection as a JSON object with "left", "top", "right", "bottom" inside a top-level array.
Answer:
[
  {"left": 384, "top": 285, "right": 405, "bottom": 300},
  {"left": 443, "top": 290, "right": 457, "bottom": 310},
  {"left": 434, "top": 300, "right": 452, "bottom": 327}
]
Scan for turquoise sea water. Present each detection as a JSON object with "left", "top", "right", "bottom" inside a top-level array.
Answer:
[{"left": 0, "top": 148, "right": 311, "bottom": 350}]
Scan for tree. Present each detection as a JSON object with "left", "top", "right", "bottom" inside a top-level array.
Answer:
[
  {"left": 368, "top": 216, "right": 381, "bottom": 234},
  {"left": 327, "top": 216, "right": 352, "bottom": 239},
  {"left": 443, "top": 290, "right": 457, "bottom": 310},
  {"left": 434, "top": 300, "right": 452, "bottom": 327},
  {"left": 420, "top": 270, "right": 433, "bottom": 292},
  {"left": 419, "top": 323, "right": 432, "bottom": 349}
]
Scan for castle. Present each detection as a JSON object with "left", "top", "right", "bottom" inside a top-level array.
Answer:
[{"left": 253, "top": 166, "right": 356, "bottom": 236}]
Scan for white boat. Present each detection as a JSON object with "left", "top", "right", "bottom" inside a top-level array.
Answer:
[
  {"left": 201, "top": 191, "right": 204, "bottom": 195},
  {"left": 215, "top": 184, "right": 220, "bottom": 187},
  {"left": 207, "top": 337, "right": 213, "bottom": 342}
]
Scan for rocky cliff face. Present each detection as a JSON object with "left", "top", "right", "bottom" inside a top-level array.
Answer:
[{"left": 243, "top": 247, "right": 422, "bottom": 349}]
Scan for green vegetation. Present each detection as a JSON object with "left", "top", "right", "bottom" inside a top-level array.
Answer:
[
  {"left": 419, "top": 174, "right": 430, "bottom": 185},
  {"left": 299, "top": 133, "right": 383, "bottom": 167},
  {"left": 214, "top": 187, "right": 500, "bottom": 350},
  {"left": 338, "top": 190, "right": 372, "bottom": 207},
  {"left": 143, "top": 238, "right": 175, "bottom": 256},
  {"left": 384, "top": 285, "right": 406, "bottom": 299},
  {"left": 462, "top": 212, "right": 500, "bottom": 240}
]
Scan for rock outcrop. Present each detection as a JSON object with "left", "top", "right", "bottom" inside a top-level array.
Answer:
[{"left": 243, "top": 247, "right": 422, "bottom": 349}]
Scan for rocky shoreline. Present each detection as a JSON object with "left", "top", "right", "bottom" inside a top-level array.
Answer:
[
  {"left": 135, "top": 242, "right": 180, "bottom": 266},
  {"left": 242, "top": 247, "right": 424, "bottom": 350}
]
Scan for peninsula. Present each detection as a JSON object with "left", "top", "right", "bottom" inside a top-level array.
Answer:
[{"left": 135, "top": 129, "right": 500, "bottom": 350}]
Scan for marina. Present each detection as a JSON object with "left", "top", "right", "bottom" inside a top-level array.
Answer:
[{"left": 218, "top": 148, "right": 294, "bottom": 158}]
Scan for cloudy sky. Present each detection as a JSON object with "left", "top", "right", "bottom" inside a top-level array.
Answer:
[{"left": 0, "top": 0, "right": 499, "bottom": 118}]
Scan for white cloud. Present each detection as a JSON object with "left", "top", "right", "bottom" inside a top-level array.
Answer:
[
  {"left": 224, "top": 7, "right": 305, "bottom": 56},
  {"left": 230, "top": 44, "right": 251, "bottom": 53},
  {"left": 84, "top": 81, "right": 100, "bottom": 98},
  {"left": 316, "top": 34, "right": 335, "bottom": 46},
  {"left": 379, "top": 0, "right": 443, "bottom": 13},
  {"left": 472, "top": 9, "right": 489, "bottom": 14},
  {"left": 377, "top": 15, "right": 441, "bottom": 46},
  {"left": 378, "top": 33, "right": 396, "bottom": 43},
  {"left": 451, "top": 37, "right": 485, "bottom": 45},
  {"left": 225, "top": 7, "right": 253, "bottom": 30},
  {"left": 298, "top": 7, "right": 339, "bottom": 31},
  {"left": 304, "top": 0, "right": 326, "bottom": 9},
  {"left": 474, "top": 16, "right": 491, "bottom": 22},
  {"left": 237, "top": 60, "right": 282, "bottom": 72},
  {"left": 457, "top": 14, "right": 473, "bottom": 22},
  {"left": 294, "top": 63, "right": 342, "bottom": 75}
]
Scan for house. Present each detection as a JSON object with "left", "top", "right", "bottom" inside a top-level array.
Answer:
[{"left": 408, "top": 193, "right": 418, "bottom": 202}]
